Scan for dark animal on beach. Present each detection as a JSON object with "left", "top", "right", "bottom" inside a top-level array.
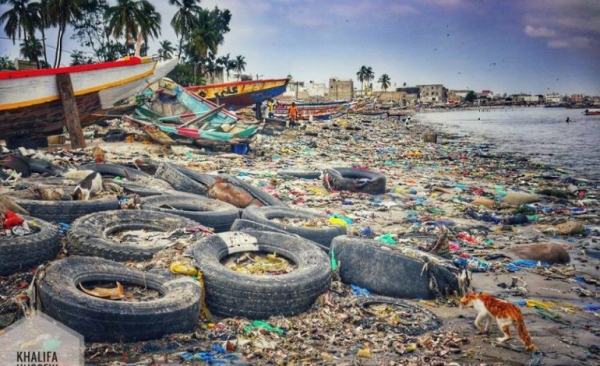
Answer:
[
  {"left": 506, "top": 243, "right": 570, "bottom": 264},
  {"left": 29, "top": 185, "right": 66, "bottom": 201},
  {"left": 72, "top": 172, "right": 103, "bottom": 201},
  {"left": 207, "top": 177, "right": 263, "bottom": 208}
]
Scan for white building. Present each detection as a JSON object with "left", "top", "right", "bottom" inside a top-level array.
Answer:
[{"left": 545, "top": 92, "right": 562, "bottom": 104}]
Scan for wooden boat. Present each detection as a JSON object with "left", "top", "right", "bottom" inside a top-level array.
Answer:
[
  {"left": 126, "top": 78, "right": 259, "bottom": 145},
  {"left": 0, "top": 56, "right": 178, "bottom": 140},
  {"left": 273, "top": 101, "right": 352, "bottom": 120},
  {"left": 584, "top": 109, "right": 600, "bottom": 116},
  {"left": 186, "top": 78, "right": 290, "bottom": 110}
]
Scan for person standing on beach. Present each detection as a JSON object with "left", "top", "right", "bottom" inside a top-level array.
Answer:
[
  {"left": 260, "top": 102, "right": 268, "bottom": 122},
  {"left": 267, "top": 99, "right": 275, "bottom": 118},
  {"left": 288, "top": 102, "right": 298, "bottom": 127}
]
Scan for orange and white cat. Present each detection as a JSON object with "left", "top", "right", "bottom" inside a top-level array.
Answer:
[{"left": 460, "top": 292, "right": 538, "bottom": 351}]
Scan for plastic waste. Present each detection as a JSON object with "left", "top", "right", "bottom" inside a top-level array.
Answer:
[
  {"left": 375, "top": 233, "right": 396, "bottom": 244},
  {"left": 504, "top": 213, "right": 530, "bottom": 225},
  {"left": 350, "top": 284, "right": 371, "bottom": 296},
  {"left": 243, "top": 320, "right": 284, "bottom": 335}
]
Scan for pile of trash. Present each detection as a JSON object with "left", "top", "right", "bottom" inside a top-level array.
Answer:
[{"left": 0, "top": 111, "right": 599, "bottom": 365}]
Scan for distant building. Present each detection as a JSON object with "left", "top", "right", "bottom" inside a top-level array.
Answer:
[
  {"left": 328, "top": 78, "right": 353, "bottom": 101},
  {"left": 545, "top": 92, "right": 562, "bottom": 104},
  {"left": 396, "top": 87, "right": 420, "bottom": 106},
  {"left": 570, "top": 94, "right": 584, "bottom": 104},
  {"left": 14, "top": 59, "right": 38, "bottom": 70},
  {"left": 481, "top": 90, "right": 494, "bottom": 99},
  {"left": 305, "top": 81, "right": 326, "bottom": 101},
  {"left": 447, "top": 89, "right": 470, "bottom": 104},
  {"left": 417, "top": 84, "right": 447, "bottom": 103}
]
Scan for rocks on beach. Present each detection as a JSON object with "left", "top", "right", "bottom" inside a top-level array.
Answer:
[{"left": 0, "top": 110, "right": 599, "bottom": 366}]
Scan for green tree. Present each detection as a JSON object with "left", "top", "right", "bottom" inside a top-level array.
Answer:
[
  {"left": 168, "top": 0, "right": 201, "bottom": 57},
  {"left": 158, "top": 39, "right": 175, "bottom": 59},
  {"left": 70, "top": 49, "right": 93, "bottom": 65},
  {"left": 465, "top": 90, "right": 476, "bottom": 103},
  {"left": 97, "top": 39, "right": 127, "bottom": 61},
  {"left": 19, "top": 37, "right": 43, "bottom": 66},
  {"left": 0, "top": 0, "right": 40, "bottom": 46},
  {"left": 71, "top": 0, "right": 110, "bottom": 61},
  {"left": 378, "top": 73, "right": 391, "bottom": 91},
  {"left": 47, "top": 0, "right": 84, "bottom": 67},
  {"left": 34, "top": 0, "right": 52, "bottom": 65},
  {"left": 232, "top": 54, "right": 246, "bottom": 80},
  {"left": 105, "top": 0, "right": 161, "bottom": 54},
  {"left": 0, "top": 55, "right": 16, "bottom": 69},
  {"left": 356, "top": 65, "right": 374, "bottom": 94}
]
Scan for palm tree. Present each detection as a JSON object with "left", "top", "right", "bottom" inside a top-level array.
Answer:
[
  {"left": 378, "top": 73, "right": 391, "bottom": 91},
  {"left": 19, "top": 37, "right": 43, "bottom": 67},
  {"left": 217, "top": 53, "right": 231, "bottom": 78},
  {"left": 0, "top": 0, "right": 40, "bottom": 46},
  {"left": 158, "top": 39, "right": 175, "bottom": 59},
  {"left": 186, "top": 8, "right": 218, "bottom": 59},
  {"left": 356, "top": 66, "right": 367, "bottom": 94},
  {"left": 33, "top": 0, "right": 51, "bottom": 66},
  {"left": 168, "top": 0, "right": 201, "bottom": 57},
  {"left": 233, "top": 55, "right": 246, "bottom": 80},
  {"left": 47, "top": 0, "right": 83, "bottom": 67},
  {"left": 105, "top": 0, "right": 161, "bottom": 54},
  {"left": 363, "top": 66, "right": 374, "bottom": 93}
]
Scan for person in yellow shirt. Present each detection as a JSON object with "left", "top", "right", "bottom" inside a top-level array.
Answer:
[{"left": 267, "top": 99, "right": 275, "bottom": 118}]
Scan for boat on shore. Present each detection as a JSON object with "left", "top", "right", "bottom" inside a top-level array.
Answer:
[
  {"left": 273, "top": 100, "right": 352, "bottom": 120},
  {"left": 0, "top": 56, "right": 178, "bottom": 141},
  {"left": 186, "top": 78, "right": 289, "bottom": 111},
  {"left": 125, "top": 78, "right": 259, "bottom": 146}
]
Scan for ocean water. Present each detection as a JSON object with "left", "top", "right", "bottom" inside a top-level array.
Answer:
[{"left": 416, "top": 107, "right": 600, "bottom": 181}]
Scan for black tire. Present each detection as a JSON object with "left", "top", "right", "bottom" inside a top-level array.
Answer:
[
  {"left": 116, "top": 180, "right": 173, "bottom": 197},
  {"left": 79, "top": 163, "right": 152, "bottom": 180},
  {"left": 176, "top": 166, "right": 217, "bottom": 186},
  {"left": 140, "top": 194, "right": 239, "bottom": 233},
  {"left": 322, "top": 167, "right": 387, "bottom": 195},
  {"left": 37, "top": 256, "right": 201, "bottom": 342},
  {"left": 330, "top": 236, "right": 460, "bottom": 300},
  {"left": 230, "top": 218, "right": 330, "bottom": 252},
  {"left": 11, "top": 196, "right": 120, "bottom": 224},
  {"left": 190, "top": 230, "right": 331, "bottom": 318},
  {"left": 0, "top": 215, "right": 59, "bottom": 276},
  {"left": 355, "top": 296, "right": 441, "bottom": 336},
  {"left": 154, "top": 162, "right": 214, "bottom": 195},
  {"left": 278, "top": 169, "right": 321, "bottom": 180},
  {"left": 216, "top": 174, "right": 287, "bottom": 207},
  {"left": 67, "top": 210, "right": 201, "bottom": 262},
  {"left": 241, "top": 206, "right": 346, "bottom": 248}
]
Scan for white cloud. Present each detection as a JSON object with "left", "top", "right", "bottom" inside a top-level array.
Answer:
[
  {"left": 524, "top": 25, "right": 556, "bottom": 38},
  {"left": 389, "top": 4, "right": 419, "bottom": 15},
  {"left": 547, "top": 40, "right": 569, "bottom": 48}
]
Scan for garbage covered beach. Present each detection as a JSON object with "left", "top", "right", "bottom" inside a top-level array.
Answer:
[{"left": 1, "top": 109, "right": 599, "bottom": 366}]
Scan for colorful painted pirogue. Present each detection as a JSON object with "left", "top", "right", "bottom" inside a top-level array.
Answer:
[
  {"left": 126, "top": 78, "right": 259, "bottom": 145},
  {"left": 273, "top": 101, "right": 353, "bottom": 120},
  {"left": 186, "top": 78, "right": 290, "bottom": 110},
  {"left": 0, "top": 56, "right": 178, "bottom": 140}
]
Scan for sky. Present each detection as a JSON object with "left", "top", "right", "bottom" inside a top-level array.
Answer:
[{"left": 1, "top": 0, "right": 600, "bottom": 96}]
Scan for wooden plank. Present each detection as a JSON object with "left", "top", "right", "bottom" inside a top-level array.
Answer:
[
  {"left": 56, "top": 73, "right": 86, "bottom": 148},
  {"left": 180, "top": 104, "right": 226, "bottom": 127}
]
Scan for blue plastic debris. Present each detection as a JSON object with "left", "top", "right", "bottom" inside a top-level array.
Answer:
[{"left": 351, "top": 284, "right": 371, "bottom": 296}]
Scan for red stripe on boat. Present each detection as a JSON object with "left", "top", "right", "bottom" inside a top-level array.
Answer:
[{"left": 0, "top": 57, "right": 144, "bottom": 80}]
